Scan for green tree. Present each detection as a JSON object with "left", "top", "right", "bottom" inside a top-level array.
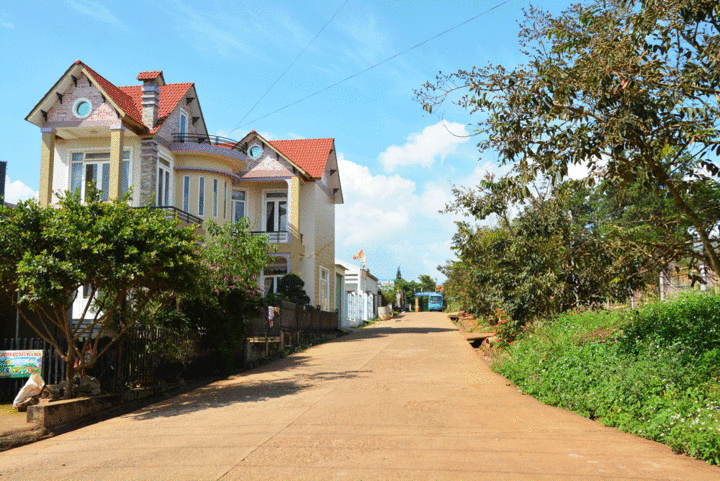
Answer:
[
  {"left": 418, "top": 275, "right": 436, "bottom": 293},
  {"left": 395, "top": 278, "right": 419, "bottom": 307},
  {"left": 379, "top": 284, "right": 396, "bottom": 307},
  {"left": 416, "top": 0, "right": 720, "bottom": 275},
  {"left": 396, "top": 266, "right": 403, "bottom": 280},
  {"left": 274, "top": 273, "right": 311, "bottom": 306},
  {"left": 181, "top": 218, "right": 273, "bottom": 371},
  {"left": 443, "top": 177, "right": 658, "bottom": 324},
  {"left": 0, "top": 189, "right": 201, "bottom": 398}
]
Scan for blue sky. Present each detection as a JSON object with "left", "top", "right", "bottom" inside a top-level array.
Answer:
[{"left": 1, "top": 0, "right": 573, "bottom": 283}]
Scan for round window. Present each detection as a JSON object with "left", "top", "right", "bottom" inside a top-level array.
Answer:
[
  {"left": 72, "top": 98, "right": 92, "bottom": 119},
  {"left": 250, "top": 145, "right": 263, "bottom": 159}
]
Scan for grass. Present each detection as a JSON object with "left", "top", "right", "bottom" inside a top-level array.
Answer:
[
  {"left": 493, "top": 292, "right": 720, "bottom": 465},
  {"left": 357, "top": 318, "right": 379, "bottom": 328},
  {"left": 0, "top": 403, "right": 23, "bottom": 417}
]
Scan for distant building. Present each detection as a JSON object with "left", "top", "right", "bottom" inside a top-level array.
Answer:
[{"left": 336, "top": 259, "right": 379, "bottom": 327}]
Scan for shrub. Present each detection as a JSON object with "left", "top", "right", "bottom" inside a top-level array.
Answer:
[{"left": 495, "top": 292, "right": 720, "bottom": 465}]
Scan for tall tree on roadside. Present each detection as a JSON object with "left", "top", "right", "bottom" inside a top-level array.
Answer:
[{"left": 416, "top": 0, "right": 720, "bottom": 275}]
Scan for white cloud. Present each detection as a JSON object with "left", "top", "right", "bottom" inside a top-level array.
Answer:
[
  {"left": 337, "top": 154, "right": 416, "bottom": 244},
  {"left": 4, "top": 176, "right": 38, "bottom": 204},
  {"left": 338, "top": 14, "right": 391, "bottom": 65},
  {"left": 379, "top": 121, "right": 469, "bottom": 173},
  {"left": 66, "top": 0, "right": 126, "bottom": 29},
  {"left": 1, "top": 21, "right": 14, "bottom": 29}
]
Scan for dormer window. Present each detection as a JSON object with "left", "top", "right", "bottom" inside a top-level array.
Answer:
[{"left": 72, "top": 98, "right": 92, "bottom": 119}]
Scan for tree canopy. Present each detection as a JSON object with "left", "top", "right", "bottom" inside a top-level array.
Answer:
[
  {"left": 416, "top": 0, "right": 720, "bottom": 275},
  {"left": 441, "top": 176, "right": 664, "bottom": 323}
]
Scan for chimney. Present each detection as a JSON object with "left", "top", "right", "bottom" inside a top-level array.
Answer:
[
  {"left": 137, "top": 71, "right": 165, "bottom": 130},
  {"left": 0, "top": 161, "right": 6, "bottom": 206}
]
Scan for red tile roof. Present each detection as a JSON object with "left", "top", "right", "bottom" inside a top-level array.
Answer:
[
  {"left": 137, "top": 70, "right": 163, "bottom": 80},
  {"left": 269, "top": 138, "right": 334, "bottom": 178},
  {"left": 79, "top": 61, "right": 191, "bottom": 133},
  {"left": 118, "top": 84, "right": 193, "bottom": 132}
]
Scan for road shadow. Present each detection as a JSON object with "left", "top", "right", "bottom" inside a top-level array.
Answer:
[
  {"left": 333, "top": 326, "right": 457, "bottom": 342},
  {"left": 123, "top": 316, "right": 454, "bottom": 422},
  {"left": 125, "top": 354, "right": 370, "bottom": 421}
]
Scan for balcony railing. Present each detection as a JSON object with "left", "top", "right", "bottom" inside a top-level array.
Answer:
[
  {"left": 251, "top": 231, "right": 289, "bottom": 243},
  {"left": 172, "top": 133, "right": 248, "bottom": 154},
  {"left": 134, "top": 205, "right": 203, "bottom": 226}
]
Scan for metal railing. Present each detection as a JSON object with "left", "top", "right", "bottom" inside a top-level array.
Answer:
[
  {"left": 172, "top": 133, "right": 247, "bottom": 154},
  {"left": 251, "top": 231, "right": 289, "bottom": 243},
  {"left": 134, "top": 206, "right": 203, "bottom": 226}
]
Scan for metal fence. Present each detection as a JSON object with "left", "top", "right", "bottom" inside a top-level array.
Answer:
[{"left": 1, "top": 304, "right": 338, "bottom": 400}]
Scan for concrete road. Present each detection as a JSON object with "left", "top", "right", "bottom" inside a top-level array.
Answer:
[{"left": 0, "top": 312, "right": 718, "bottom": 480}]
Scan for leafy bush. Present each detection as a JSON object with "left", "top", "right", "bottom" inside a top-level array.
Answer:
[{"left": 495, "top": 292, "right": 720, "bottom": 465}]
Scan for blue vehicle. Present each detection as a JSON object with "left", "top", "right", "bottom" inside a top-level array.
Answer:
[{"left": 415, "top": 292, "right": 444, "bottom": 312}]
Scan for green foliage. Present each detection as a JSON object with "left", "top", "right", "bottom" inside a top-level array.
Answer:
[
  {"left": 416, "top": 0, "right": 720, "bottom": 275},
  {"left": 442, "top": 178, "right": 656, "bottom": 325},
  {"left": 0, "top": 188, "right": 201, "bottom": 396},
  {"left": 418, "top": 275, "right": 436, "bottom": 293},
  {"left": 272, "top": 273, "right": 310, "bottom": 306},
  {"left": 178, "top": 218, "right": 273, "bottom": 373},
  {"left": 203, "top": 218, "right": 273, "bottom": 293},
  {"left": 495, "top": 292, "right": 720, "bottom": 465},
  {"left": 379, "top": 284, "right": 396, "bottom": 307}
]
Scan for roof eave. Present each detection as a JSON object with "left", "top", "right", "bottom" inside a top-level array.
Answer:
[{"left": 25, "top": 62, "right": 84, "bottom": 126}]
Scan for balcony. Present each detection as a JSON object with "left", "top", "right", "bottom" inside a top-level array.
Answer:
[
  {"left": 172, "top": 133, "right": 247, "bottom": 152},
  {"left": 171, "top": 133, "right": 248, "bottom": 165},
  {"left": 251, "top": 231, "right": 289, "bottom": 243},
  {"left": 134, "top": 205, "right": 203, "bottom": 226}
]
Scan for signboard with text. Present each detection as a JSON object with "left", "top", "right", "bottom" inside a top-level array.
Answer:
[{"left": 0, "top": 350, "right": 43, "bottom": 378}]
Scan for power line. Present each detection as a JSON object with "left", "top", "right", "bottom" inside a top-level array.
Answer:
[
  {"left": 238, "top": 0, "right": 513, "bottom": 128},
  {"left": 231, "top": 0, "right": 349, "bottom": 132}
]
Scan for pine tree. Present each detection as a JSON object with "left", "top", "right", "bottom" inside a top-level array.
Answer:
[{"left": 396, "top": 266, "right": 403, "bottom": 280}]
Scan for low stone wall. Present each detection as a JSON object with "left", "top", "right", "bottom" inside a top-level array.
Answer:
[{"left": 27, "top": 394, "right": 121, "bottom": 427}]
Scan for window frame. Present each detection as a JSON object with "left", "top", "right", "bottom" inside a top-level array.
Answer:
[
  {"left": 262, "top": 189, "right": 288, "bottom": 233},
  {"left": 263, "top": 256, "right": 290, "bottom": 297},
  {"left": 319, "top": 266, "right": 330, "bottom": 311},
  {"left": 182, "top": 175, "right": 191, "bottom": 213},
  {"left": 156, "top": 156, "right": 172, "bottom": 207},
  {"left": 198, "top": 176, "right": 205, "bottom": 216},
  {"left": 232, "top": 189, "right": 246, "bottom": 223},
  {"left": 213, "top": 179, "right": 219, "bottom": 218},
  {"left": 68, "top": 148, "right": 132, "bottom": 201},
  {"left": 179, "top": 109, "right": 189, "bottom": 136}
]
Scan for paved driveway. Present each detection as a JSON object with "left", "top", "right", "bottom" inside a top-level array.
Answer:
[{"left": 0, "top": 312, "right": 718, "bottom": 480}]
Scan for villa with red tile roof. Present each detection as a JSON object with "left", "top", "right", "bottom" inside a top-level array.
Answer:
[{"left": 25, "top": 60, "right": 344, "bottom": 313}]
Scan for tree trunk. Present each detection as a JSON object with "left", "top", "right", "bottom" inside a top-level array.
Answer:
[
  {"left": 64, "top": 352, "right": 76, "bottom": 400},
  {"left": 646, "top": 159, "right": 720, "bottom": 276}
]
